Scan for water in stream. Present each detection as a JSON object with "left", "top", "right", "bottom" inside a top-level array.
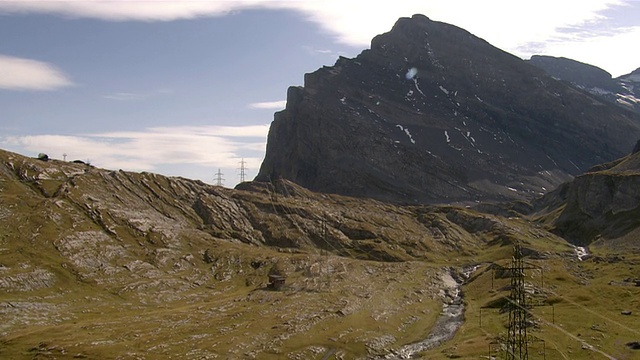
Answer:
[{"left": 379, "top": 265, "right": 479, "bottom": 359}]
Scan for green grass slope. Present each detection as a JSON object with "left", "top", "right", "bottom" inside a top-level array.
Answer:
[{"left": 0, "top": 149, "right": 638, "bottom": 359}]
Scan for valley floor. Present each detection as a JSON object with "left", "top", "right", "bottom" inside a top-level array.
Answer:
[{"left": 1, "top": 241, "right": 639, "bottom": 359}]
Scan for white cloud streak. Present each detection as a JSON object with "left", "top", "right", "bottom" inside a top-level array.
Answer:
[
  {"left": 102, "top": 92, "right": 148, "bottom": 101},
  {"left": 0, "top": 1, "right": 635, "bottom": 75},
  {"left": 249, "top": 100, "right": 287, "bottom": 109},
  {"left": 2, "top": 124, "right": 269, "bottom": 173},
  {"left": 0, "top": 0, "right": 266, "bottom": 21},
  {"left": 102, "top": 88, "right": 174, "bottom": 101},
  {"left": 0, "top": 55, "right": 74, "bottom": 91}
]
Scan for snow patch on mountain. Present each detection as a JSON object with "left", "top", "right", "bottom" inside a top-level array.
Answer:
[
  {"left": 588, "top": 87, "right": 613, "bottom": 96},
  {"left": 617, "top": 94, "right": 640, "bottom": 104},
  {"left": 396, "top": 125, "right": 416, "bottom": 144},
  {"left": 414, "top": 78, "right": 426, "bottom": 97}
]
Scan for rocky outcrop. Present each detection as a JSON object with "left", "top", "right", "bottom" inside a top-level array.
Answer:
[
  {"left": 0, "top": 148, "right": 566, "bottom": 291},
  {"left": 533, "top": 147, "right": 640, "bottom": 246},
  {"left": 257, "top": 14, "right": 640, "bottom": 204}
]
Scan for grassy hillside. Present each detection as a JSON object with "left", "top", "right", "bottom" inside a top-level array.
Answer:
[{"left": 0, "top": 149, "right": 638, "bottom": 359}]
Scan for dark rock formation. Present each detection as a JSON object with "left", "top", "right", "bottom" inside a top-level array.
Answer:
[
  {"left": 528, "top": 55, "right": 640, "bottom": 114},
  {"left": 257, "top": 14, "right": 640, "bottom": 204}
]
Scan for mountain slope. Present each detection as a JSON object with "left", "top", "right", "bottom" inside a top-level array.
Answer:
[
  {"left": 256, "top": 14, "right": 640, "bottom": 204},
  {"left": 0, "top": 148, "right": 566, "bottom": 358},
  {"left": 528, "top": 55, "right": 640, "bottom": 114},
  {"left": 532, "top": 141, "right": 640, "bottom": 248},
  {"left": 1, "top": 149, "right": 638, "bottom": 359}
]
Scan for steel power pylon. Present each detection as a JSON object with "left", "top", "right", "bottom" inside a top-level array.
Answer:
[
  {"left": 214, "top": 168, "right": 224, "bottom": 186},
  {"left": 505, "top": 242, "right": 529, "bottom": 360},
  {"left": 238, "top": 158, "right": 247, "bottom": 183}
]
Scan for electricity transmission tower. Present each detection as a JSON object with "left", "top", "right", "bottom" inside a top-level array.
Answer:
[
  {"left": 238, "top": 158, "right": 247, "bottom": 183},
  {"left": 321, "top": 216, "right": 331, "bottom": 290},
  {"left": 505, "top": 242, "right": 529, "bottom": 360},
  {"left": 214, "top": 168, "right": 224, "bottom": 186}
]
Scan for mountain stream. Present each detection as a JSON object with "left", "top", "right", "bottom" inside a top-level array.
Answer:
[{"left": 379, "top": 265, "right": 479, "bottom": 359}]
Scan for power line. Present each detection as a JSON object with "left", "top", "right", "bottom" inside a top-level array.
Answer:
[
  {"left": 500, "top": 290, "right": 618, "bottom": 360},
  {"left": 545, "top": 287, "right": 640, "bottom": 337},
  {"left": 482, "top": 243, "right": 636, "bottom": 360}
]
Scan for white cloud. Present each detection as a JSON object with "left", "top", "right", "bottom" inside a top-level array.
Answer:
[
  {"left": 137, "top": 124, "right": 270, "bottom": 137},
  {"left": 249, "top": 100, "right": 287, "bottom": 110},
  {"left": 102, "top": 88, "right": 175, "bottom": 101},
  {"left": 102, "top": 92, "right": 148, "bottom": 101},
  {"left": 0, "top": 55, "right": 74, "bottom": 91},
  {"left": 1, "top": 124, "right": 270, "bottom": 173},
  {"left": 0, "top": 0, "right": 634, "bottom": 75},
  {"left": 530, "top": 25, "right": 640, "bottom": 77},
  {"left": 0, "top": 1, "right": 264, "bottom": 21},
  {"left": 288, "top": 1, "right": 636, "bottom": 75}
]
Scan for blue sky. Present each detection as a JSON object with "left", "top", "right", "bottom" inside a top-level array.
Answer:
[{"left": 1, "top": 1, "right": 639, "bottom": 186}]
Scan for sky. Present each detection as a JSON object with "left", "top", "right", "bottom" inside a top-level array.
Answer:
[{"left": 1, "top": 0, "right": 639, "bottom": 187}]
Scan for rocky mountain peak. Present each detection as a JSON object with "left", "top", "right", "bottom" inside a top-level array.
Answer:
[{"left": 257, "top": 14, "right": 640, "bottom": 204}]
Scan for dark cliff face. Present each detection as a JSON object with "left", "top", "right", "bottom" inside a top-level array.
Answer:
[
  {"left": 257, "top": 14, "right": 640, "bottom": 204},
  {"left": 528, "top": 55, "right": 640, "bottom": 114}
]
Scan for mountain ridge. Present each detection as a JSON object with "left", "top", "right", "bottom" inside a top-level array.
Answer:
[
  {"left": 527, "top": 55, "right": 640, "bottom": 114},
  {"left": 257, "top": 14, "right": 640, "bottom": 204}
]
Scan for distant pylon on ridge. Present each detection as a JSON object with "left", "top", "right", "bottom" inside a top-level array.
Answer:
[
  {"left": 214, "top": 168, "right": 225, "bottom": 186},
  {"left": 238, "top": 158, "right": 247, "bottom": 183}
]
